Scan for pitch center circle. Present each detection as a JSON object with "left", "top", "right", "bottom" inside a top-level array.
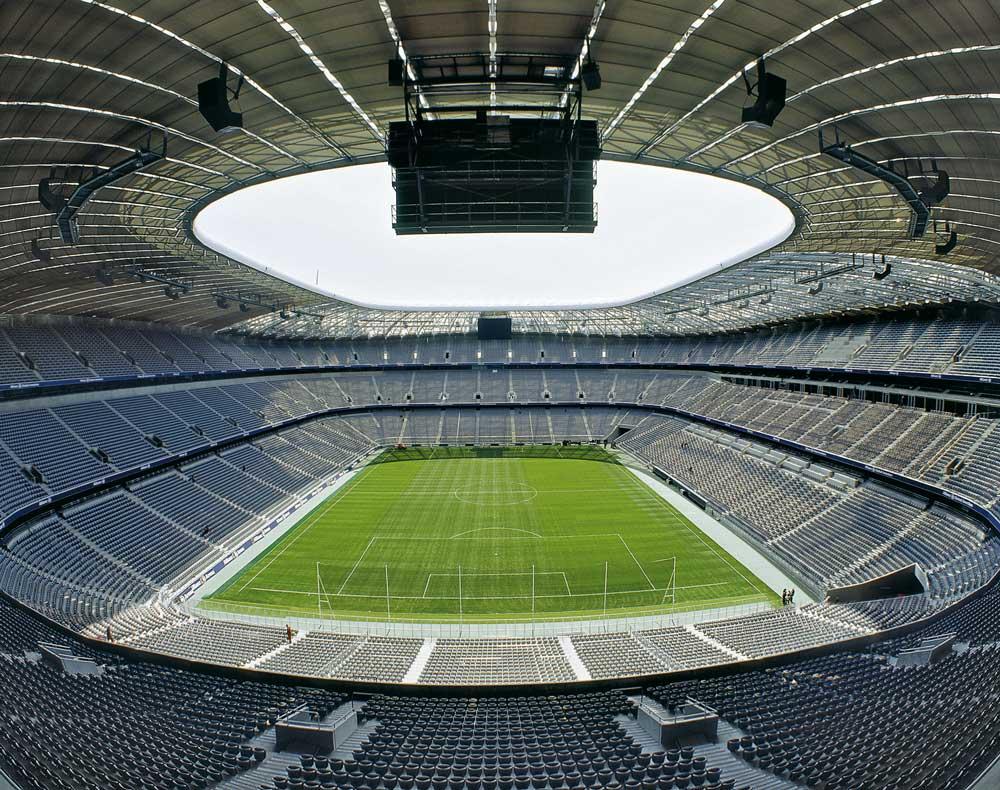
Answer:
[{"left": 452, "top": 482, "right": 538, "bottom": 506}]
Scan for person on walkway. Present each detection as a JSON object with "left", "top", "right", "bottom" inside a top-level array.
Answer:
[
  {"left": 286, "top": 624, "right": 293, "bottom": 643},
  {"left": 789, "top": 589, "right": 796, "bottom": 604},
  {"left": 106, "top": 624, "right": 113, "bottom": 643}
]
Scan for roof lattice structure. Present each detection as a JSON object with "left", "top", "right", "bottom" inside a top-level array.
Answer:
[{"left": 1, "top": 0, "right": 998, "bottom": 336}]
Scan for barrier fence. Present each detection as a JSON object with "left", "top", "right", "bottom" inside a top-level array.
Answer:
[{"left": 188, "top": 597, "right": 774, "bottom": 639}]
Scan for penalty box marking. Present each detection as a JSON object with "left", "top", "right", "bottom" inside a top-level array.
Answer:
[
  {"left": 330, "top": 533, "right": 659, "bottom": 598},
  {"left": 422, "top": 570, "right": 572, "bottom": 599},
  {"left": 449, "top": 527, "right": 542, "bottom": 539},
  {"left": 244, "top": 579, "right": 732, "bottom": 600}
]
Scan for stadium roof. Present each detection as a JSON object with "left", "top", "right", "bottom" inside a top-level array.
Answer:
[{"left": 1, "top": 0, "right": 999, "bottom": 337}]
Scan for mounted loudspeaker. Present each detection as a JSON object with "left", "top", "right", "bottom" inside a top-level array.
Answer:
[{"left": 198, "top": 63, "right": 243, "bottom": 133}]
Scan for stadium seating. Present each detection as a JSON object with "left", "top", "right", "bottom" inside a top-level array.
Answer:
[
  {"left": 126, "top": 617, "right": 292, "bottom": 666},
  {"left": 647, "top": 587, "right": 1000, "bottom": 789},
  {"left": 618, "top": 413, "right": 999, "bottom": 600},
  {"left": 2, "top": 587, "right": 999, "bottom": 790},
  {"left": 0, "top": 596, "right": 348, "bottom": 790},
  {"left": 5, "top": 317, "right": 1000, "bottom": 397},
  {"left": 571, "top": 627, "right": 733, "bottom": 678},
  {"left": 420, "top": 638, "right": 577, "bottom": 684},
  {"left": 2, "top": 325, "right": 1000, "bottom": 687}
]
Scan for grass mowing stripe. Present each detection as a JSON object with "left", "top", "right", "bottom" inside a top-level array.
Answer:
[
  {"left": 615, "top": 465, "right": 775, "bottom": 601},
  {"left": 206, "top": 445, "right": 778, "bottom": 622}
]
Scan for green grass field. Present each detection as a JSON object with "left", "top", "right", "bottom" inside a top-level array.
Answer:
[{"left": 204, "top": 446, "right": 776, "bottom": 623}]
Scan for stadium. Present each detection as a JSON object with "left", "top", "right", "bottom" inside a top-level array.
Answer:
[{"left": 1, "top": 0, "right": 1000, "bottom": 788}]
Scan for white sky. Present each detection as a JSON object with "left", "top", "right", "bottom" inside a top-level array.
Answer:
[{"left": 193, "top": 161, "right": 793, "bottom": 311}]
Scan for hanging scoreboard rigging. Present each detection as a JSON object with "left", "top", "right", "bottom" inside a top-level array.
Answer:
[{"left": 386, "top": 53, "right": 602, "bottom": 235}]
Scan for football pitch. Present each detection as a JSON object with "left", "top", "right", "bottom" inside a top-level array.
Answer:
[{"left": 204, "top": 445, "right": 777, "bottom": 623}]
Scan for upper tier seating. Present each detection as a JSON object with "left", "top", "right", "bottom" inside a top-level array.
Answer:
[
  {"left": 648, "top": 374, "right": 1000, "bottom": 520},
  {"left": 6, "top": 317, "right": 1000, "bottom": 395}
]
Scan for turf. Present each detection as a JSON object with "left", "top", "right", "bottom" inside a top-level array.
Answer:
[{"left": 204, "top": 446, "right": 777, "bottom": 623}]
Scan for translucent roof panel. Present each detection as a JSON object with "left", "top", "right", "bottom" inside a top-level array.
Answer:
[{"left": 193, "top": 161, "right": 794, "bottom": 311}]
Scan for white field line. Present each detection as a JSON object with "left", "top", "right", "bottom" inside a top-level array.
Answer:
[
  {"left": 450, "top": 527, "right": 542, "bottom": 538},
  {"left": 346, "top": 532, "right": 626, "bottom": 542},
  {"left": 616, "top": 468, "right": 773, "bottom": 600},
  {"left": 235, "top": 465, "right": 375, "bottom": 592},
  {"left": 452, "top": 487, "right": 539, "bottom": 505},
  {"left": 334, "top": 536, "right": 377, "bottom": 594},
  {"left": 425, "top": 570, "right": 570, "bottom": 578},
  {"left": 333, "top": 487, "right": 625, "bottom": 495},
  {"left": 421, "top": 569, "right": 570, "bottom": 598},
  {"left": 616, "top": 533, "right": 656, "bottom": 590},
  {"left": 247, "top": 580, "right": 731, "bottom": 601}
]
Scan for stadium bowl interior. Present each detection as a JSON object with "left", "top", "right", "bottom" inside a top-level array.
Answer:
[{"left": 2, "top": 1, "right": 1000, "bottom": 789}]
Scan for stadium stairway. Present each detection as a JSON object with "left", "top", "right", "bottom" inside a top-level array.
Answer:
[
  {"left": 616, "top": 697, "right": 797, "bottom": 790},
  {"left": 705, "top": 722, "right": 799, "bottom": 790},
  {"left": 215, "top": 699, "right": 371, "bottom": 790}
]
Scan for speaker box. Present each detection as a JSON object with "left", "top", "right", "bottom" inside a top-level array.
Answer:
[
  {"left": 742, "top": 72, "right": 786, "bottom": 128},
  {"left": 936, "top": 231, "right": 957, "bottom": 255},
  {"left": 198, "top": 76, "right": 243, "bottom": 133},
  {"left": 581, "top": 61, "right": 601, "bottom": 91},
  {"left": 37, "top": 178, "right": 67, "bottom": 212},
  {"left": 388, "top": 58, "right": 405, "bottom": 86}
]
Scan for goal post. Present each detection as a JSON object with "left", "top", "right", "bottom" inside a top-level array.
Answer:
[
  {"left": 658, "top": 556, "right": 677, "bottom": 607},
  {"left": 315, "top": 561, "right": 336, "bottom": 617},
  {"left": 314, "top": 553, "right": 680, "bottom": 623}
]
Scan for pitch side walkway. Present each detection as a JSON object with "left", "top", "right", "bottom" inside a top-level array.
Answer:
[{"left": 189, "top": 596, "right": 774, "bottom": 639}]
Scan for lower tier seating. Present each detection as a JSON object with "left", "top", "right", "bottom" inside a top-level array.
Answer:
[{"left": 1, "top": 583, "right": 1000, "bottom": 789}]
